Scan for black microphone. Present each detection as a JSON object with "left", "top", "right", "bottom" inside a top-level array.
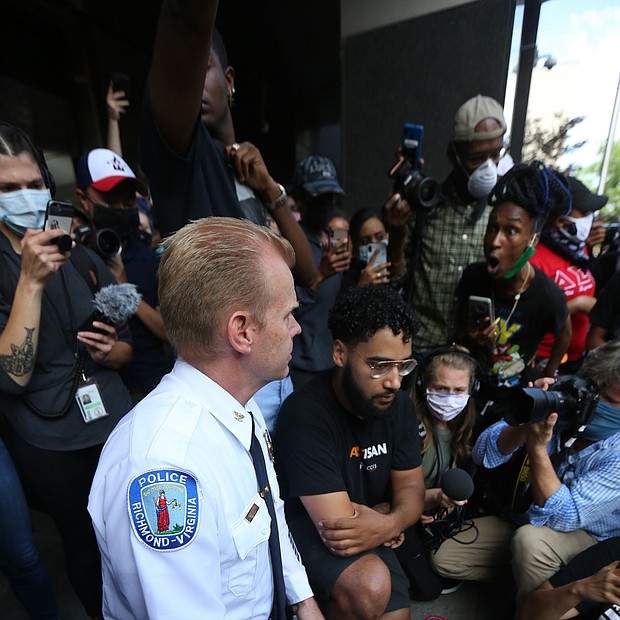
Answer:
[
  {"left": 440, "top": 468, "right": 474, "bottom": 503},
  {"left": 423, "top": 469, "right": 478, "bottom": 552}
]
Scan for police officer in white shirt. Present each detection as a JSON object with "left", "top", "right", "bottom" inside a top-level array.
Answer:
[{"left": 88, "top": 218, "right": 323, "bottom": 619}]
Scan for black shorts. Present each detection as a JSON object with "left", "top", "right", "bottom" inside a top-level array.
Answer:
[{"left": 290, "top": 514, "right": 410, "bottom": 612}]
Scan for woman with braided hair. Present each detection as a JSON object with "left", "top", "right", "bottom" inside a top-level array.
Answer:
[{"left": 454, "top": 160, "right": 572, "bottom": 385}]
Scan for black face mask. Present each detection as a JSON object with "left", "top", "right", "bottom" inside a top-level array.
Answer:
[{"left": 92, "top": 204, "right": 140, "bottom": 241}]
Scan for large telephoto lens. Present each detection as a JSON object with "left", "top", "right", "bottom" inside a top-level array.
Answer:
[{"left": 495, "top": 387, "right": 576, "bottom": 426}]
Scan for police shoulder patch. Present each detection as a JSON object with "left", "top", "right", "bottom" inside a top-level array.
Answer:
[{"left": 127, "top": 468, "right": 200, "bottom": 552}]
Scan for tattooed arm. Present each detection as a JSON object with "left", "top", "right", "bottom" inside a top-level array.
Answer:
[{"left": 0, "top": 228, "right": 70, "bottom": 386}]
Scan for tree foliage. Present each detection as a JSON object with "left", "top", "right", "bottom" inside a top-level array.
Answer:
[
  {"left": 581, "top": 140, "right": 620, "bottom": 220},
  {"left": 522, "top": 113, "right": 586, "bottom": 167}
]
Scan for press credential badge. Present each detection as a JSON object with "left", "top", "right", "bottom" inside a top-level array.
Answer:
[{"left": 76, "top": 380, "right": 109, "bottom": 423}]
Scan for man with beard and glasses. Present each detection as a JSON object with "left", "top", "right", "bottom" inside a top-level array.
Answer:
[{"left": 275, "top": 285, "right": 425, "bottom": 620}]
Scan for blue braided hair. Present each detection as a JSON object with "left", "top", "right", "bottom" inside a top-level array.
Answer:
[{"left": 488, "top": 160, "right": 571, "bottom": 231}]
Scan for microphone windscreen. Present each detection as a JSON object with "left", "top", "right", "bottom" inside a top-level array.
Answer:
[
  {"left": 440, "top": 468, "right": 474, "bottom": 501},
  {"left": 93, "top": 283, "right": 141, "bottom": 324}
]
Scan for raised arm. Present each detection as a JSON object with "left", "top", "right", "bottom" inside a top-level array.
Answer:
[{"left": 148, "top": 0, "right": 219, "bottom": 156}]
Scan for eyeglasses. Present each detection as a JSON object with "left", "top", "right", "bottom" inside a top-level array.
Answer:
[
  {"left": 84, "top": 192, "right": 137, "bottom": 211},
  {"left": 353, "top": 348, "right": 418, "bottom": 379}
]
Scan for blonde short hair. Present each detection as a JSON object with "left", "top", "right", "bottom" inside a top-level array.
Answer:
[{"left": 159, "top": 217, "right": 295, "bottom": 360}]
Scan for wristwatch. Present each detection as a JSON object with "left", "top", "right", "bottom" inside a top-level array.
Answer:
[{"left": 264, "top": 183, "right": 287, "bottom": 212}]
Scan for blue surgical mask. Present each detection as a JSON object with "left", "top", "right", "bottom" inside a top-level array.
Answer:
[
  {"left": 582, "top": 399, "right": 620, "bottom": 443},
  {"left": 0, "top": 188, "right": 51, "bottom": 237}
]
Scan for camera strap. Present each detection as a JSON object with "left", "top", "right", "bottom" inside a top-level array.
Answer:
[{"left": 404, "top": 209, "right": 430, "bottom": 304}]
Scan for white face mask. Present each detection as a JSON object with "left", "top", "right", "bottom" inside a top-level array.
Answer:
[
  {"left": 467, "top": 159, "right": 498, "bottom": 199},
  {"left": 562, "top": 213, "right": 594, "bottom": 242},
  {"left": 0, "top": 188, "right": 51, "bottom": 237},
  {"left": 426, "top": 391, "right": 470, "bottom": 422}
]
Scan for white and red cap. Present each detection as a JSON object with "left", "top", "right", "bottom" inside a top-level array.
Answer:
[{"left": 76, "top": 148, "right": 146, "bottom": 193}]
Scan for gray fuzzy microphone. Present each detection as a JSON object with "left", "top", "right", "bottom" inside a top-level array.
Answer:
[{"left": 92, "top": 283, "right": 141, "bottom": 325}]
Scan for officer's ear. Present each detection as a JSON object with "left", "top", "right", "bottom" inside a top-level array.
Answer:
[
  {"left": 333, "top": 339, "right": 347, "bottom": 368},
  {"left": 227, "top": 310, "right": 254, "bottom": 355}
]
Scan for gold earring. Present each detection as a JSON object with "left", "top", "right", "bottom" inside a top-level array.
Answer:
[{"left": 228, "top": 87, "right": 236, "bottom": 108}]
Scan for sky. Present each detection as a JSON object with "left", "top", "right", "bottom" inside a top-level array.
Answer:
[{"left": 504, "top": 0, "right": 620, "bottom": 177}]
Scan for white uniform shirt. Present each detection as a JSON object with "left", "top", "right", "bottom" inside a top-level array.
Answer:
[{"left": 89, "top": 360, "right": 313, "bottom": 619}]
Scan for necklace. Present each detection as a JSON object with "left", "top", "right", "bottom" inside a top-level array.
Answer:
[{"left": 492, "top": 262, "right": 532, "bottom": 332}]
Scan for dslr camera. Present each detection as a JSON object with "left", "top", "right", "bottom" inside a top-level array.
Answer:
[
  {"left": 492, "top": 376, "right": 600, "bottom": 435},
  {"left": 389, "top": 123, "right": 441, "bottom": 211},
  {"left": 74, "top": 224, "right": 122, "bottom": 259}
]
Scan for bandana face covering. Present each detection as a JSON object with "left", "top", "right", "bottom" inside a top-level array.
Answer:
[
  {"left": 0, "top": 188, "right": 51, "bottom": 237},
  {"left": 561, "top": 213, "right": 594, "bottom": 243},
  {"left": 92, "top": 204, "right": 140, "bottom": 241}
]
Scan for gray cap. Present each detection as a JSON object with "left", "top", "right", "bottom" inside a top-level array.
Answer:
[
  {"left": 292, "top": 155, "right": 346, "bottom": 197},
  {"left": 451, "top": 95, "right": 507, "bottom": 142}
]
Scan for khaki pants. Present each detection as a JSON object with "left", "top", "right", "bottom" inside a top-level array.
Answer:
[
  {"left": 430, "top": 517, "right": 598, "bottom": 602},
  {"left": 430, "top": 515, "right": 516, "bottom": 582},
  {"left": 511, "top": 524, "right": 597, "bottom": 601}
]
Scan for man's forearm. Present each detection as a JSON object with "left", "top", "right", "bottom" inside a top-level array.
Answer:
[
  {"left": 528, "top": 445, "right": 562, "bottom": 507},
  {"left": 292, "top": 597, "right": 324, "bottom": 619}
]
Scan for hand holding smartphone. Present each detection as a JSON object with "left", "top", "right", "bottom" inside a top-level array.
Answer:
[
  {"left": 44, "top": 200, "right": 74, "bottom": 252},
  {"left": 329, "top": 227, "right": 349, "bottom": 254},
  {"left": 468, "top": 295, "right": 494, "bottom": 328},
  {"left": 111, "top": 72, "right": 130, "bottom": 101},
  {"left": 366, "top": 241, "right": 388, "bottom": 266}
]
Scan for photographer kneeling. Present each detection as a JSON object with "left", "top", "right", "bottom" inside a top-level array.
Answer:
[{"left": 429, "top": 340, "right": 620, "bottom": 611}]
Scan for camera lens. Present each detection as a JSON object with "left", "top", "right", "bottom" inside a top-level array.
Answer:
[
  {"left": 499, "top": 387, "right": 576, "bottom": 426},
  {"left": 95, "top": 229, "right": 122, "bottom": 258},
  {"left": 417, "top": 177, "right": 439, "bottom": 207}
]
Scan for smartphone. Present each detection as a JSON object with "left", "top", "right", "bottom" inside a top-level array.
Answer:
[
  {"left": 111, "top": 72, "right": 130, "bottom": 100},
  {"left": 44, "top": 200, "right": 74, "bottom": 251},
  {"left": 468, "top": 295, "right": 495, "bottom": 328},
  {"left": 365, "top": 241, "right": 388, "bottom": 266},
  {"left": 401, "top": 123, "right": 424, "bottom": 171},
  {"left": 329, "top": 227, "right": 349, "bottom": 253}
]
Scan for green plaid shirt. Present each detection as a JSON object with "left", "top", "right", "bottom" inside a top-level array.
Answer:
[{"left": 401, "top": 179, "right": 489, "bottom": 350}]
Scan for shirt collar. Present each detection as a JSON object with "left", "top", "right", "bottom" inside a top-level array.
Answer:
[{"left": 170, "top": 359, "right": 254, "bottom": 450}]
